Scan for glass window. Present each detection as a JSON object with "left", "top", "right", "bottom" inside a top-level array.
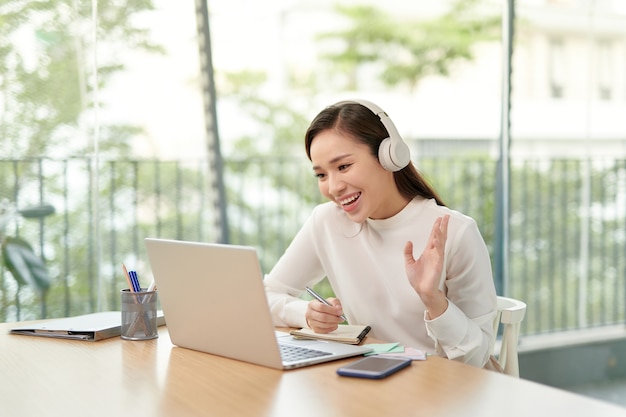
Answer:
[{"left": 1, "top": 1, "right": 625, "bottom": 343}]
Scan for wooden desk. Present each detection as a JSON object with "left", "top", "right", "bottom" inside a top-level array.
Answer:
[{"left": 1, "top": 322, "right": 624, "bottom": 417}]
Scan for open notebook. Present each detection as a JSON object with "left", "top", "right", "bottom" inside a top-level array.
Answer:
[
  {"left": 144, "top": 238, "right": 372, "bottom": 370},
  {"left": 290, "top": 324, "right": 371, "bottom": 344}
]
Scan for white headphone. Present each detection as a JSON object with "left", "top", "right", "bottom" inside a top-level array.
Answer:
[{"left": 345, "top": 99, "right": 411, "bottom": 172}]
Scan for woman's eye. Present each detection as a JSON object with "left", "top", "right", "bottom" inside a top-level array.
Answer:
[
  {"left": 338, "top": 164, "right": 351, "bottom": 171},
  {"left": 314, "top": 173, "right": 325, "bottom": 179}
]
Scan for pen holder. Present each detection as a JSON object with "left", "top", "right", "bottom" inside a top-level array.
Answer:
[{"left": 120, "top": 288, "right": 159, "bottom": 340}]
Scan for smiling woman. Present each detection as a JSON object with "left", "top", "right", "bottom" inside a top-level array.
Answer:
[
  {"left": 306, "top": 102, "right": 411, "bottom": 223},
  {"left": 307, "top": 101, "right": 444, "bottom": 222},
  {"left": 310, "top": 127, "right": 401, "bottom": 222},
  {"left": 264, "top": 99, "right": 498, "bottom": 369}
]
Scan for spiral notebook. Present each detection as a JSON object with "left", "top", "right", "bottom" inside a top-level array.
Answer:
[{"left": 290, "top": 325, "right": 371, "bottom": 344}]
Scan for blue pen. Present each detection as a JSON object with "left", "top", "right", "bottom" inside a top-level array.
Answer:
[
  {"left": 130, "top": 270, "right": 141, "bottom": 292},
  {"left": 129, "top": 271, "right": 136, "bottom": 291}
]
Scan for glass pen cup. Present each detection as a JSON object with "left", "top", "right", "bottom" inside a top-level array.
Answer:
[{"left": 120, "top": 288, "right": 159, "bottom": 340}]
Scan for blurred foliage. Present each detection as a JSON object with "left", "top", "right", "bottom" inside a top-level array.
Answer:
[
  {"left": 0, "top": 0, "right": 164, "bottom": 320},
  {"left": 0, "top": 0, "right": 162, "bottom": 159},
  {"left": 317, "top": 0, "right": 500, "bottom": 90}
]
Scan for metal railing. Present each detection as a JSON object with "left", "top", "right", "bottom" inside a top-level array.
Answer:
[{"left": 1, "top": 156, "right": 624, "bottom": 337}]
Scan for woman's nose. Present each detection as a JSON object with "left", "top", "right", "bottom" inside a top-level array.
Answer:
[{"left": 328, "top": 173, "right": 345, "bottom": 196}]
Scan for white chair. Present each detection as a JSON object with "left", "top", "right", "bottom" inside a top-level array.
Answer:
[{"left": 493, "top": 296, "right": 527, "bottom": 377}]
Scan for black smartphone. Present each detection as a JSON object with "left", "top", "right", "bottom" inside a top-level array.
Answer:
[{"left": 336, "top": 356, "right": 412, "bottom": 379}]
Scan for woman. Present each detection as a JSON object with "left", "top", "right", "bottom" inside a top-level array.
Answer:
[{"left": 264, "top": 99, "right": 497, "bottom": 368}]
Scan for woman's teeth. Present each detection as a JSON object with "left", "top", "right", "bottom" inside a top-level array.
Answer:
[{"left": 340, "top": 193, "right": 361, "bottom": 206}]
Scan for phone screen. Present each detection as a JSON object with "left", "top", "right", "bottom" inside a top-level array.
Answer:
[{"left": 337, "top": 356, "right": 412, "bottom": 379}]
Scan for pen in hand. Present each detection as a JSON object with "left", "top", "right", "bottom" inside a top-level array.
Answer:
[{"left": 305, "top": 286, "right": 348, "bottom": 323}]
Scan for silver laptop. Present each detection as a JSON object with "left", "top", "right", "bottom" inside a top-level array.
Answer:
[{"left": 144, "top": 238, "right": 371, "bottom": 370}]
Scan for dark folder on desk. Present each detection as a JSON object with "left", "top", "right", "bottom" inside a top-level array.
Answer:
[{"left": 9, "top": 311, "right": 165, "bottom": 341}]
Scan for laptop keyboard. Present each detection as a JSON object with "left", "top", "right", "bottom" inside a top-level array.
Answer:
[{"left": 279, "top": 343, "right": 332, "bottom": 362}]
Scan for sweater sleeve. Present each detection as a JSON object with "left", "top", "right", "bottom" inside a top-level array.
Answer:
[
  {"left": 424, "top": 219, "right": 497, "bottom": 367},
  {"left": 264, "top": 207, "right": 326, "bottom": 328}
]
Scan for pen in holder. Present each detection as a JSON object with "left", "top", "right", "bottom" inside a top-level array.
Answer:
[{"left": 120, "top": 288, "right": 158, "bottom": 340}]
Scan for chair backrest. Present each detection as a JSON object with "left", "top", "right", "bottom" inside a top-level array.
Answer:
[{"left": 493, "top": 296, "right": 527, "bottom": 377}]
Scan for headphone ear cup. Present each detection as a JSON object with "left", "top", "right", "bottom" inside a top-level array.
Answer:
[
  {"left": 343, "top": 98, "right": 411, "bottom": 171},
  {"left": 378, "top": 136, "right": 411, "bottom": 172}
]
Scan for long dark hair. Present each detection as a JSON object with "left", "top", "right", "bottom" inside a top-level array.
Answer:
[{"left": 304, "top": 101, "right": 446, "bottom": 206}]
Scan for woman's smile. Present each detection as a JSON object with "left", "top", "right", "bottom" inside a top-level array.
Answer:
[
  {"left": 310, "top": 130, "right": 407, "bottom": 222},
  {"left": 338, "top": 192, "right": 361, "bottom": 211}
]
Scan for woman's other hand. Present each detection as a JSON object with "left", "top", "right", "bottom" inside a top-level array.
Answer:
[{"left": 404, "top": 214, "right": 450, "bottom": 319}]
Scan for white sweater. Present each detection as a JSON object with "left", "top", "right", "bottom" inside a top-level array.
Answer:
[{"left": 264, "top": 197, "right": 497, "bottom": 367}]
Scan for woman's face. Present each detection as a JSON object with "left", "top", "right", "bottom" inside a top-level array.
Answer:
[{"left": 310, "top": 129, "right": 407, "bottom": 222}]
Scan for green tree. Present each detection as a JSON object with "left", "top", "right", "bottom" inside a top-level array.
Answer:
[
  {"left": 316, "top": 0, "right": 500, "bottom": 90},
  {"left": 0, "top": 0, "right": 162, "bottom": 159},
  {"left": 0, "top": 0, "right": 164, "bottom": 320}
]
